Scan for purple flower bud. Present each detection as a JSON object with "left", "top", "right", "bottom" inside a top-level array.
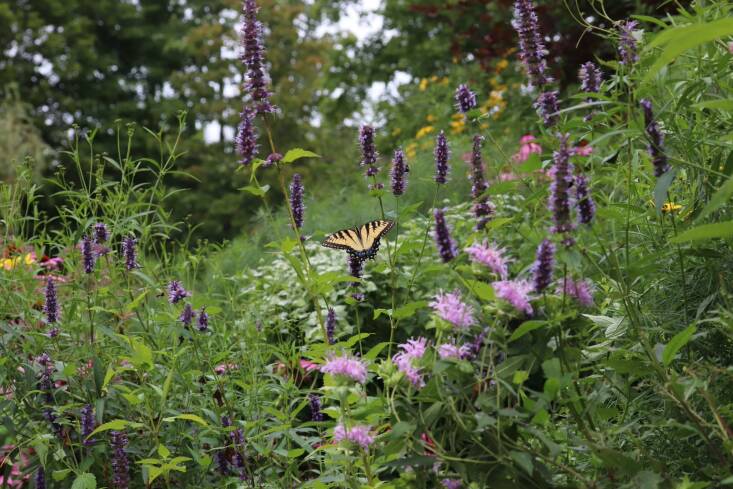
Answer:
[
  {"left": 390, "top": 148, "right": 408, "bottom": 196},
  {"left": 325, "top": 307, "right": 336, "bottom": 344},
  {"left": 359, "top": 125, "right": 378, "bottom": 167},
  {"left": 454, "top": 84, "right": 478, "bottom": 113},
  {"left": 235, "top": 105, "right": 258, "bottom": 166},
  {"left": 263, "top": 152, "right": 282, "bottom": 168},
  {"left": 618, "top": 20, "right": 639, "bottom": 66},
  {"left": 43, "top": 277, "right": 59, "bottom": 324},
  {"left": 639, "top": 99, "right": 670, "bottom": 177},
  {"left": 180, "top": 303, "right": 195, "bottom": 327},
  {"left": 81, "top": 403, "right": 96, "bottom": 446},
  {"left": 434, "top": 130, "right": 450, "bottom": 184},
  {"left": 365, "top": 165, "right": 380, "bottom": 177},
  {"left": 535, "top": 90, "right": 559, "bottom": 127},
  {"left": 512, "top": 0, "right": 552, "bottom": 88},
  {"left": 548, "top": 134, "right": 576, "bottom": 245},
  {"left": 35, "top": 467, "right": 46, "bottom": 489},
  {"left": 81, "top": 235, "right": 95, "bottom": 273},
  {"left": 197, "top": 306, "right": 209, "bottom": 331},
  {"left": 289, "top": 173, "right": 304, "bottom": 229},
  {"left": 308, "top": 393, "right": 325, "bottom": 421},
  {"left": 168, "top": 280, "right": 190, "bottom": 305},
  {"left": 433, "top": 208, "right": 457, "bottom": 263},
  {"left": 48, "top": 327, "right": 59, "bottom": 338},
  {"left": 121, "top": 234, "right": 140, "bottom": 270},
  {"left": 241, "top": 0, "right": 275, "bottom": 114},
  {"left": 110, "top": 431, "right": 130, "bottom": 489},
  {"left": 575, "top": 174, "right": 595, "bottom": 225},
  {"left": 532, "top": 239, "right": 555, "bottom": 292},
  {"left": 94, "top": 222, "right": 109, "bottom": 244},
  {"left": 469, "top": 135, "right": 494, "bottom": 230}
]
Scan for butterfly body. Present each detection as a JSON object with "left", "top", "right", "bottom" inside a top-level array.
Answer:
[{"left": 321, "top": 220, "right": 394, "bottom": 260}]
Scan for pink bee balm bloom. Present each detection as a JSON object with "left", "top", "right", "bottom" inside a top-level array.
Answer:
[
  {"left": 492, "top": 280, "right": 534, "bottom": 315},
  {"left": 465, "top": 241, "right": 510, "bottom": 279},
  {"left": 430, "top": 291, "right": 476, "bottom": 329},
  {"left": 557, "top": 278, "right": 594, "bottom": 307},
  {"left": 437, "top": 343, "right": 461, "bottom": 360},
  {"left": 573, "top": 144, "right": 593, "bottom": 157},
  {"left": 512, "top": 134, "right": 542, "bottom": 163},
  {"left": 333, "top": 423, "right": 374, "bottom": 449},
  {"left": 321, "top": 354, "right": 368, "bottom": 384},
  {"left": 299, "top": 359, "right": 319, "bottom": 372},
  {"left": 393, "top": 337, "right": 428, "bottom": 388}
]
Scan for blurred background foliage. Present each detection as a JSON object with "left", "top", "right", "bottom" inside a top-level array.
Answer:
[{"left": 0, "top": 0, "right": 673, "bottom": 243}]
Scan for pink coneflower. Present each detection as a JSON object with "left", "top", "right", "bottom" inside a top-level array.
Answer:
[
  {"left": 492, "top": 280, "right": 534, "bottom": 315},
  {"left": 557, "top": 278, "right": 594, "bottom": 307},
  {"left": 321, "top": 354, "right": 368, "bottom": 384},
  {"left": 333, "top": 424, "right": 374, "bottom": 450},
  {"left": 465, "top": 241, "right": 510, "bottom": 279},
  {"left": 512, "top": 134, "right": 542, "bottom": 163},
  {"left": 430, "top": 291, "right": 476, "bottom": 329}
]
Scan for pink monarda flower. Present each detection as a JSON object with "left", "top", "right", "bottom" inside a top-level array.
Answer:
[
  {"left": 321, "top": 354, "right": 368, "bottom": 384},
  {"left": 393, "top": 337, "right": 428, "bottom": 389},
  {"left": 437, "top": 343, "right": 472, "bottom": 360},
  {"left": 512, "top": 134, "right": 542, "bottom": 163},
  {"left": 334, "top": 424, "right": 374, "bottom": 450},
  {"left": 465, "top": 241, "right": 510, "bottom": 279},
  {"left": 492, "top": 280, "right": 534, "bottom": 315},
  {"left": 573, "top": 144, "right": 593, "bottom": 157},
  {"left": 557, "top": 279, "right": 594, "bottom": 307},
  {"left": 430, "top": 291, "right": 476, "bottom": 329}
]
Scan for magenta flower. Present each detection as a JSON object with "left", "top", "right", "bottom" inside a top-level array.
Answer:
[
  {"left": 557, "top": 278, "right": 594, "bottom": 307},
  {"left": 437, "top": 343, "right": 471, "bottom": 360},
  {"left": 493, "top": 280, "right": 534, "bottom": 315},
  {"left": 430, "top": 291, "right": 476, "bottom": 329},
  {"left": 334, "top": 424, "right": 374, "bottom": 450},
  {"left": 465, "top": 241, "right": 510, "bottom": 279},
  {"left": 321, "top": 354, "right": 368, "bottom": 384},
  {"left": 393, "top": 337, "right": 428, "bottom": 389},
  {"left": 573, "top": 144, "right": 593, "bottom": 157},
  {"left": 512, "top": 134, "right": 542, "bottom": 163}
]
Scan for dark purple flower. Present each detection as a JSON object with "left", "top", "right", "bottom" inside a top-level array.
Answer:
[
  {"left": 390, "top": 148, "right": 408, "bottom": 196},
  {"left": 512, "top": 0, "right": 552, "bottom": 88},
  {"left": 535, "top": 90, "right": 559, "bottom": 127},
  {"left": 94, "top": 222, "right": 109, "bottom": 244},
  {"left": 81, "top": 403, "right": 96, "bottom": 446},
  {"left": 548, "top": 134, "right": 575, "bottom": 245},
  {"left": 433, "top": 208, "right": 457, "bottom": 263},
  {"left": 365, "top": 165, "right": 380, "bottom": 177},
  {"left": 121, "top": 234, "right": 140, "bottom": 270},
  {"left": 326, "top": 307, "right": 336, "bottom": 344},
  {"left": 235, "top": 105, "right": 258, "bottom": 166},
  {"left": 43, "top": 277, "right": 58, "bottom": 324},
  {"left": 469, "top": 135, "right": 494, "bottom": 230},
  {"left": 463, "top": 328, "right": 489, "bottom": 360},
  {"left": 434, "top": 130, "right": 450, "bottom": 184},
  {"left": 35, "top": 467, "right": 46, "bottom": 489},
  {"left": 579, "top": 61, "right": 602, "bottom": 94},
  {"left": 289, "top": 173, "right": 304, "bottom": 229},
  {"left": 640, "top": 99, "right": 670, "bottom": 177},
  {"left": 454, "top": 84, "right": 478, "bottom": 113},
  {"left": 359, "top": 125, "right": 378, "bottom": 167},
  {"left": 197, "top": 306, "right": 209, "bottom": 331},
  {"left": 81, "top": 235, "right": 95, "bottom": 273},
  {"left": 47, "top": 327, "right": 59, "bottom": 338},
  {"left": 263, "top": 152, "right": 282, "bottom": 168},
  {"left": 110, "top": 431, "right": 130, "bottom": 489},
  {"left": 168, "top": 280, "right": 190, "bottom": 305},
  {"left": 215, "top": 450, "right": 230, "bottom": 475},
  {"left": 618, "top": 20, "right": 639, "bottom": 66},
  {"left": 241, "top": 0, "right": 275, "bottom": 114},
  {"left": 179, "top": 303, "right": 195, "bottom": 327},
  {"left": 308, "top": 393, "right": 325, "bottom": 422},
  {"left": 575, "top": 174, "right": 595, "bottom": 225},
  {"left": 532, "top": 239, "right": 555, "bottom": 292},
  {"left": 348, "top": 254, "right": 363, "bottom": 284},
  {"left": 37, "top": 353, "right": 54, "bottom": 403}
]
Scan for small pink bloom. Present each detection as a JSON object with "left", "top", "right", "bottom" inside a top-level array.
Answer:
[
  {"left": 557, "top": 279, "right": 594, "bottom": 307},
  {"left": 465, "top": 241, "right": 510, "bottom": 279},
  {"left": 729, "top": 41, "right": 733, "bottom": 54},
  {"left": 215, "top": 362, "right": 239, "bottom": 375},
  {"left": 437, "top": 343, "right": 461, "bottom": 360},
  {"left": 497, "top": 171, "right": 519, "bottom": 181},
  {"left": 299, "top": 359, "right": 319, "bottom": 372},
  {"left": 430, "top": 291, "right": 476, "bottom": 329},
  {"left": 321, "top": 354, "right": 368, "bottom": 384},
  {"left": 512, "top": 135, "right": 542, "bottom": 163},
  {"left": 492, "top": 280, "right": 534, "bottom": 315},
  {"left": 573, "top": 144, "right": 593, "bottom": 157},
  {"left": 333, "top": 423, "right": 374, "bottom": 449}
]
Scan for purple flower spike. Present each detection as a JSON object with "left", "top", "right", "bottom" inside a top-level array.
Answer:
[
  {"left": 263, "top": 152, "right": 282, "bottom": 168},
  {"left": 348, "top": 255, "right": 363, "bottom": 283},
  {"left": 434, "top": 130, "right": 450, "bottom": 184},
  {"left": 179, "top": 303, "right": 195, "bottom": 327},
  {"left": 535, "top": 90, "right": 559, "bottom": 127},
  {"left": 359, "top": 125, "right": 378, "bottom": 167},
  {"left": 94, "top": 222, "right": 109, "bottom": 244},
  {"left": 289, "top": 173, "right": 304, "bottom": 229},
  {"left": 81, "top": 404, "right": 96, "bottom": 446},
  {"left": 110, "top": 431, "right": 130, "bottom": 489},
  {"left": 618, "top": 20, "right": 640, "bottom": 66},
  {"left": 236, "top": 105, "right": 258, "bottom": 166},
  {"left": 548, "top": 134, "right": 576, "bottom": 246},
  {"left": 579, "top": 62, "right": 602, "bottom": 94},
  {"left": 575, "top": 174, "right": 595, "bottom": 225},
  {"left": 325, "top": 307, "right": 336, "bottom": 344},
  {"left": 197, "top": 306, "right": 209, "bottom": 331},
  {"left": 454, "top": 84, "right": 478, "bottom": 113},
  {"left": 121, "top": 234, "right": 140, "bottom": 270},
  {"left": 512, "top": 0, "right": 551, "bottom": 89},
  {"left": 168, "top": 280, "right": 190, "bottom": 305},
  {"left": 390, "top": 148, "right": 408, "bottom": 196},
  {"left": 35, "top": 467, "right": 46, "bottom": 489},
  {"left": 81, "top": 235, "right": 95, "bottom": 273},
  {"left": 640, "top": 99, "right": 670, "bottom": 177},
  {"left": 43, "top": 277, "right": 59, "bottom": 324},
  {"left": 241, "top": 0, "right": 275, "bottom": 114},
  {"left": 532, "top": 239, "right": 555, "bottom": 293},
  {"left": 433, "top": 208, "right": 457, "bottom": 263},
  {"left": 308, "top": 393, "right": 324, "bottom": 422},
  {"left": 470, "top": 135, "right": 494, "bottom": 230}
]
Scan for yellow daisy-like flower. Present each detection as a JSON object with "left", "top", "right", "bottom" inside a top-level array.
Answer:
[
  {"left": 406, "top": 142, "right": 418, "bottom": 159},
  {"left": 415, "top": 125, "right": 435, "bottom": 139},
  {"left": 1, "top": 257, "right": 21, "bottom": 271},
  {"left": 419, "top": 78, "right": 429, "bottom": 92},
  {"left": 24, "top": 253, "right": 36, "bottom": 265},
  {"left": 450, "top": 119, "right": 465, "bottom": 134},
  {"left": 661, "top": 203, "right": 683, "bottom": 213},
  {"left": 425, "top": 114, "right": 437, "bottom": 123},
  {"left": 495, "top": 59, "right": 509, "bottom": 72}
]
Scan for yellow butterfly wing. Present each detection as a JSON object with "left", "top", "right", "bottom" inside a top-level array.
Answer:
[
  {"left": 358, "top": 220, "right": 394, "bottom": 249},
  {"left": 322, "top": 220, "right": 394, "bottom": 258},
  {"left": 322, "top": 227, "right": 365, "bottom": 252}
]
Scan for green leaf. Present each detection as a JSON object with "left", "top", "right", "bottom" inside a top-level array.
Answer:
[
  {"left": 282, "top": 148, "right": 320, "bottom": 164},
  {"left": 509, "top": 320, "right": 548, "bottom": 341},
  {"left": 464, "top": 279, "right": 494, "bottom": 301},
  {"left": 125, "top": 290, "right": 148, "bottom": 313},
  {"left": 239, "top": 184, "right": 270, "bottom": 197},
  {"left": 287, "top": 448, "right": 305, "bottom": 458},
  {"left": 127, "top": 337, "right": 153, "bottom": 369},
  {"left": 697, "top": 175, "right": 733, "bottom": 222},
  {"left": 88, "top": 419, "right": 130, "bottom": 438},
  {"left": 512, "top": 370, "right": 529, "bottom": 384},
  {"left": 157, "top": 444, "right": 171, "bottom": 459},
  {"left": 53, "top": 469, "right": 73, "bottom": 481},
  {"left": 162, "top": 414, "right": 209, "bottom": 427},
  {"left": 669, "top": 221, "right": 733, "bottom": 243},
  {"left": 364, "top": 342, "right": 389, "bottom": 361},
  {"left": 71, "top": 472, "right": 96, "bottom": 489},
  {"left": 662, "top": 325, "right": 696, "bottom": 366},
  {"left": 692, "top": 99, "right": 733, "bottom": 111},
  {"left": 516, "top": 153, "right": 542, "bottom": 173},
  {"left": 392, "top": 301, "right": 428, "bottom": 319},
  {"left": 510, "top": 451, "right": 534, "bottom": 475}
]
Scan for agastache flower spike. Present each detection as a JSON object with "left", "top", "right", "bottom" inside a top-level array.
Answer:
[
  {"left": 168, "top": 280, "right": 190, "bottom": 305},
  {"left": 179, "top": 304, "right": 195, "bottom": 327},
  {"left": 43, "top": 276, "right": 59, "bottom": 324},
  {"left": 548, "top": 134, "right": 576, "bottom": 246},
  {"left": 512, "top": 0, "right": 552, "bottom": 88},
  {"left": 618, "top": 20, "right": 640, "bottom": 66},
  {"left": 579, "top": 62, "right": 602, "bottom": 94},
  {"left": 532, "top": 239, "right": 555, "bottom": 293},
  {"left": 454, "top": 84, "right": 478, "bottom": 113},
  {"left": 121, "top": 234, "right": 140, "bottom": 270},
  {"left": 575, "top": 174, "right": 595, "bottom": 225},
  {"left": 110, "top": 431, "right": 130, "bottom": 489},
  {"left": 289, "top": 173, "right": 304, "bottom": 229},
  {"left": 390, "top": 148, "right": 408, "bottom": 196},
  {"left": 241, "top": 0, "right": 275, "bottom": 114},
  {"left": 639, "top": 99, "right": 670, "bottom": 177},
  {"left": 469, "top": 135, "right": 494, "bottom": 230},
  {"left": 433, "top": 208, "right": 457, "bottom": 263},
  {"left": 325, "top": 307, "right": 336, "bottom": 344},
  {"left": 535, "top": 90, "right": 560, "bottom": 127},
  {"left": 359, "top": 125, "right": 378, "bottom": 167},
  {"left": 236, "top": 105, "right": 258, "bottom": 166},
  {"left": 434, "top": 130, "right": 450, "bottom": 184},
  {"left": 35, "top": 467, "right": 46, "bottom": 489},
  {"left": 81, "top": 235, "right": 95, "bottom": 273},
  {"left": 197, "top": 306, "right": 209, "bottom": 331},
  {"left": 81, "top": 404, "right": 96, "bottom": 446},
  {"left": 308, "top": 394, "right": 324, "bottom": 422}
]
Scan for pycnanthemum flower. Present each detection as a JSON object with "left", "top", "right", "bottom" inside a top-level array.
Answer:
[
  {"left": 493, "top": 280, "right": 534, "bottom": 315},
  {"left": 548, "top": 134, "right": 576, "bottom": 246},
  {"left": 618, "top": 20, "right": 640, "bottom": 66},
  {"left": 454, "top": 84, "right": 478, "bottom": 113},
  {"left": 512, "top": 0, "right": 551, "bottom": 88},
  {"left": 81, "top": 404, "right": 96, "bottom": 446},
  {"left": 110, "top": 431, "right": 130, "bottom": 489},
  {"left": 235, "top": 105, "right": 258, "bottom": 166},
  {"left": 393, "top": 337, "right": 428, "bottom": 389},
  {"left": 43, "top": 276, "right": 59, "bottom": 324},
  {"left": 465, "top": 241, "right": 510, "bottom": 279},
  {"left": 430, "top": 291, "right": 476, "bottom": 329},
  {"left": 334, "top": 424, "right": 374, "bottom": 449},
  {"left": 241, "top": 0, "right": 275, "bottom": 114},
  {"left": 433, "top": 208, "right": 457, "bottom": 263},
  {"left": 434, "top": 130, "right": 450, "bottom": 184},
  {"left": 121, "top": 234, "right": 140, "bottom": 270},
  {"left": 640, "top": 99, "right": 670, "bottom": 177},
  {"left": 321, "top": 354, "right": 368, "bottom": 384},
  {"left": 575, "top": 174, "right": 595, "bottom": 225},
  {"left": 168, "top": 280, "right": 190, "bottom": 305},
  {"left": 390, "top": 148, "right": 408, "bottom": 196},
  {"left": 512, "top": 134, "right": 542, "bottom": 163},
  {"left": 532, "top": 239, "right": 555, "bottom": 293},
  {"left": 325, "top": 307, "right": 336, "bottom": 344},
  {"left": 557, "top": 278, "right": 594, "bottom": 307}
]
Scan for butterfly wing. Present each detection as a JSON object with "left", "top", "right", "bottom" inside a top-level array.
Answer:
[
  {"left": 322, "top": 220, "right": 394, "bottom": 259},
  {"left": 358, "top": 220, "right": 394, "bottom": 250},
  {"left": 321, "top": 227, "right": 365, "bottom": 252}
]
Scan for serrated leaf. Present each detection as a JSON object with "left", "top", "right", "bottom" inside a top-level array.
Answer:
[
  {"left": 662, "top": 325, "right": 696, "bottom": 366},
  {"left": 71, "top": 472, "right": 96, "bottom": 489},
  {"left": 282, "top": 148, "right": 320, "bottom": 164},
  {"left": 670, "top": 221, "right": 733, "bottom": 243}
]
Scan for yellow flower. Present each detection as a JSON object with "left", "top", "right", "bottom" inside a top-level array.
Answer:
[
  {"left": 430, "top": 75, "right": 439, "bottom": 82},
  {"left": 1, "top": 257, "right": 21, "bottom": 271},
  {"left": 24, "top": 253, "right": 36, "bottom": 265},
  {"left": 426, "top": 114, "right": 437, "bottom": 123},
  {"left": 661, "top": 203, "right": 683, "bottom": 213},
  {"left": 480, "top": 123, "right": 489, "bottom": 130},
  {"left": 419, "top": 78, "right": 429, "bottom": 92},
  {"left": 450, "top": 119, "right": 465, "bottom": 134},
  {"left": 415, "top": 126, "right": 435, "bottom": 139},
  {"left": 406, "top": 142, "right": 418, "bottom": 158},
  {"left": 495, "top": 59, "right": 509, "bottom": 72},
  {"left": 439, "top": 77, "right": 449, "bottom": 86}
]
